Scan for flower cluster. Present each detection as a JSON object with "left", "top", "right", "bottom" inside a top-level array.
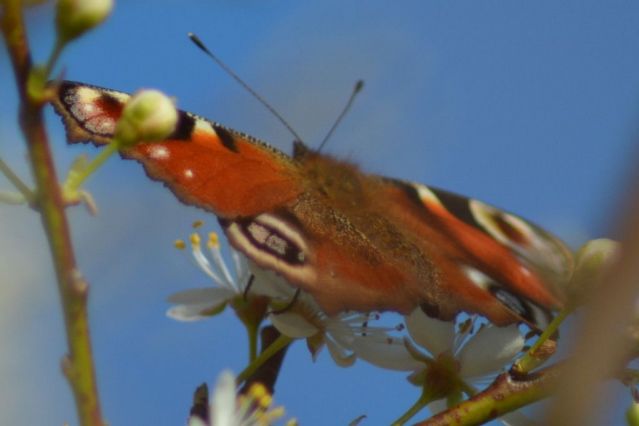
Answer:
[{"left": 168, "top": 228, "right": 528, "bottom": 423}]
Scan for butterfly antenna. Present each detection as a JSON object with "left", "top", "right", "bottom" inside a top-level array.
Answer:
[
  {"left": 188, "top": 33, "right": 305, "bottom": 144},
  {"left": 317, "top": 79, "right": 364, "bottom": 153}
]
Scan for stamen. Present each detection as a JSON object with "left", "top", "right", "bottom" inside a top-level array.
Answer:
[
  {"left": 259, "top": 393, "right": 272, "bottom": 409},
  {"left": 190, "top": 233, "right": 201, "bottom": 247},
  {"left": 174, "top": 239, "right": 186, "bottom": 250},
  {"left": 264, "top": 406, "right": 286, "bottom": 422},
  {"left": 192, "top": 220, "right": 204, "bottom": 228},
  {"left": 249, "top": 383, "right": 268, "bottom": 401},
  {"left": 189, "top": 233, "right": 225, "bottom": 284},
  {"left": 207, "top": 231, "right": 220, "bottom": 248},
  {"left": 206, "top": 233, "right": 235, "bottom": 289}
]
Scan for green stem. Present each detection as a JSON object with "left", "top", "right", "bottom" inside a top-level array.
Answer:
[
  {"left": 1, "top": 2, "right": 104, "bottom": 425},
  {"left": 0, "top": 155, "right": 34, "bottom": 202},
  {"left": 44, "top": 37, "right": 65, "bottom": 77},
  {"left": 392, "top": 387, "right": 440, "bottom": 426},
  {"left": 515, "top": 309, "right": 570, "bottom": 374},
  {"left": 247, "top": 320, "right": 259, "bottom": 362},
  {"left": 236, "top": 334, "right": 292, "bottom": 383},
  {"left": 416, "top": 365, "right": 563, "bottom": 426},
  {"left": 64, "top": 140, "right": 120, "bottom": 193}
]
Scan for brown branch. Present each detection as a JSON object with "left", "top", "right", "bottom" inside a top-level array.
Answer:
[
  {"left": 1, "top": 2, "right": 104, "bottom": 425},
  {"left": 545, "top": 166, "right": 639, "bottom": 426},
  {"left": 415, "top": 364, "right": 563, "bottom": 426}
]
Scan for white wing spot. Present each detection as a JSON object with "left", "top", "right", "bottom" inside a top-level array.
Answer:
[
  {"left": 247, "top": 222, "right": 269, "bottom": 245},
  {"left": 461, "top": 265, "right": 492, "bottom": 291},
  {"left": 183, "top": 169, "right": 194, "bottom": 179},
  {"left": 148, "top": 146, "right": 170, "bottom": 160}
]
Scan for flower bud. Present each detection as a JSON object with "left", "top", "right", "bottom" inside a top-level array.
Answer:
[
  {"left": 115, "top": 90, "right": 178, "bottom": 145},
  {"left": 627, "top": 401, "right": 639, "bottom": 426},
  {"left": 568, "top": 238, "right": 621, "bottom": 306},
  {"left": 56, "top": 0, "right": 113, "bottom": 43}
]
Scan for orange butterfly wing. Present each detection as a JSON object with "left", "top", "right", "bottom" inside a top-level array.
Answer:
[
  {"left": 53, "top": 81, "right": 303, "bottom": 218},
  {"left": 378, "top": 179, "right": 571, "bottom": 326}
]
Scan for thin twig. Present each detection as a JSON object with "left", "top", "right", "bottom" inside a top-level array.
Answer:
[
  {"left": 236, "top": 333, "right": 292, "bottom": 384},
  {"left": 0, "top": 2, "right": 104, "bottom": 425},
  {"left": 0, "top": 155, "right": 34, "bottom": 202},
  {"left": 239, "top": 326, "right": 291, "bottom": 395}
]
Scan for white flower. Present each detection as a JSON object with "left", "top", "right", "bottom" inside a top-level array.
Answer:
[
  {"left": 167, "top": 229, "right": 408, "bottom": 369},
  {"left": 399, "top": 308, "right": 526, "bottom": 423},
  {"left": 167, "top": 232, "right": 249, "bottom": 321},
  {"left": 167, "top": 231, "right": 293, "bottom": 321},
  {"left": 269, "top": 297, "right": 411, "bottom": 368},
  {"left": 188, "top": 370, "right": 295, "bottom": 426},
  {"left": 405, "top": 309, "right": 525, "bottom": 383}
]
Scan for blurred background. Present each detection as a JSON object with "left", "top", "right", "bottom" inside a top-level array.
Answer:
[{"left": 2, "top": 1, "right": 639, "bottom": 424}]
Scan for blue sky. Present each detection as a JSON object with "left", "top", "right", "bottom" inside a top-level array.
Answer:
[{"left": 1, "top": 1, "right": 639, "bottom": 425}]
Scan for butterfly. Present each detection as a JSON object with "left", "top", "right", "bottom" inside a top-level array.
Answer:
[{"left": 51, "top": 80, "right": 573, "bottom": 330}]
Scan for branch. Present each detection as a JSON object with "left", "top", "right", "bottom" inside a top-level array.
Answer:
[
  {"left": 415, "top": 364, "right": 563, "bottom": 426},
  {"left": 0, "top": 2, "right": 104, "bottom": 425}
]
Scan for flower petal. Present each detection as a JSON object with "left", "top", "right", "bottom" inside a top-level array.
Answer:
[
  {"left": 269, "top": 312, "right": 319, "bottom": 338},
  {"left": 187, "top": 417, "right": 208, "bottom": 426},
  {"left": 167, "top": 303, "right": 225, "bottom": 321},
  {"left": 167, "top": 287, "right": 235, "bottom": 305},
  {"left": 326, "top": 335, "right": 356, "bottom": 367},
  {"left": 249, "top": 263, "right": 296, "bottom": 300},
  {"left": 212, "top": 370, "right": 239, "bottom": 426},
  {"left": 352, "top": 336, "right": 423, "bottom": 371},
  {"left": 458, "top": 325, "right": 524, "bottom": 379},
  {"left": 406, "top": 308, "right": 455, "bottom": 357}
]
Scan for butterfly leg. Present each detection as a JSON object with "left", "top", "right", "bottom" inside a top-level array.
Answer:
[
  {"left": 242, "top": 274, "right": 255, "bottom": 301},
  {"left": 269, "top": 288, "right": 301, "bottom": 315}
]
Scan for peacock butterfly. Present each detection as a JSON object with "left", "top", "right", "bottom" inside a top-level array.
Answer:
[{"left": 51, "top": 80, "right": 573, "bottom": 330}]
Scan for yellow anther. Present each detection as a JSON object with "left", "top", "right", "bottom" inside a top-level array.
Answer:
[
  {"left": 259, "top": 393, "right": 273, "bottom": 409},
  {"left": 192, "top": 220, "right": 204, "bottom": 229},
  {"left": 174, "top": 239, "right": 186, "bottom": 250},
  {"left": 190, "top": 233, "right": 201, "bottom": 247},
  {"left": 249, "top": 382, "right": 268, "bottom": 400},
  {"left": 207, "top": 232, "right": 220, "bottom": 248},
  {"left": 285, "top": 418, "right": 298, "bottom": 426}
]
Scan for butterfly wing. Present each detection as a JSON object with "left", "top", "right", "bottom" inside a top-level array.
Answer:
[
  {"left": 377, "top": 178, "right": 572, "bottom": 328},
  {"left": 52, "top": 81, "right": 303, "bottom": 218},
  {"left": 52, "top": 81, "right": 572, "bottom": 329}
]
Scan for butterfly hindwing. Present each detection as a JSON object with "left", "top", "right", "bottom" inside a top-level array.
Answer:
[{"left": 380, "top": 178, "right": 571, "bottom": 327}]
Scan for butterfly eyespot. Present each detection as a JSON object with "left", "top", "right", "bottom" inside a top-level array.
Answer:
[
  {"left": 491, "top": 288, "right": 526, "bottom": 317},
  {"left": 222, "top": 213, "right": 309, "bottom": 267},
  {"left": 460, "top": 264, "right": 551, "bottom": 329}
]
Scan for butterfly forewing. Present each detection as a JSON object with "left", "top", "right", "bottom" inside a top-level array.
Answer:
[{"left": 53, "top": 81, "right": 303, "bottom": 217}]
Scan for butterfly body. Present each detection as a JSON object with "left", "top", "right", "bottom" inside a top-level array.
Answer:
[{"left": 52, "top": 81, "right": 573, "bottom": 329}]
